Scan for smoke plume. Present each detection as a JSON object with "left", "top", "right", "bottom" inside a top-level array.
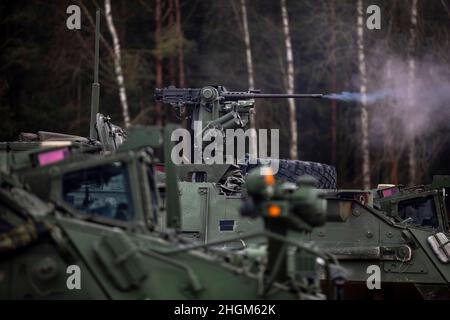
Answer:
[
  {"left": 324, "top": 90, "right": 393, "bottom": 104},
  {"left": 325, "top": 56, "right": 450, "bottom": 141}
]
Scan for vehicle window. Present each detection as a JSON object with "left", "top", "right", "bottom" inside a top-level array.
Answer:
[
  {"left": 398, "top": 196, "right": 438, "bottom": 228},
  {"left": 62, "top": 162, "right": 134, "bottom": 221}
]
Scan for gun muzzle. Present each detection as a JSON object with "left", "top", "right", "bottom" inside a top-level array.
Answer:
[{"left": 221, "top": 92, "right": 324, "bottom": 100}]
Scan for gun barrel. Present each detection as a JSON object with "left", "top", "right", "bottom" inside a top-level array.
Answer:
[
  {"left": 154, "top": 87, "right": 324, "bottom": 104},
  {"left": 221, "top": 92, "right": 323, "bottom": 100}
]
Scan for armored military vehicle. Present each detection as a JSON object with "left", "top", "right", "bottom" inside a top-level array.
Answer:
[
  {"left": 297, "top": 178, "right": 450, "bottom": 299},
  {"left": 155, "top": 85, "right": 337, "bottom": 245},
  {"left": 0, "top": 122, "right": 345, "bottom": 299},
  {"left": 154, "top": 89, "right": 450, "bottom": 299},
  {"left": 169, "top": 156, "right": 450, "bottom": 300}
]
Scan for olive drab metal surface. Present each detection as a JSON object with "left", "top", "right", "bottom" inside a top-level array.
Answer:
[{"left": 0, "top": 133, "right": 343, "bottom": 299}]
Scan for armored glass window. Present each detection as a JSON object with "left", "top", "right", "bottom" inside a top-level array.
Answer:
[
  {"left": 398, "top": 196, "right": 438, "bottom": 228},
  {"left": 62, "top": 162, "right": 134, "bottom": 221}
]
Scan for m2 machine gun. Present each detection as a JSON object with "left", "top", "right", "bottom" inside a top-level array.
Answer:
[{"left": 155, "top": 85, "right": 323, "bottom": 133}]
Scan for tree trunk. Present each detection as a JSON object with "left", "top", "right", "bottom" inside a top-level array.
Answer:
[
  {"left": 240, "top": 0, "right": 257, "bottom": 156},
  {"left": 175, "top": 0, "right": 185, "bottom": 87},
  {"left": 329, "top": 0, "right": 337, "bottom": 165},
  {"left": 155, "top": 0, "right": 163, "bottom": 126},
  {"left": 104, "top": 0, "right": 131, "bottom": 128},
  {"left": 280, "top": 0, "right": 298, "bottom": 160},
  {"left": 407, "top": 0, "right": 418, "bottom": 186},
  {"left": 168, "top": 0, "right": 176, "bottom": 86},
  {"left": 241, "top": 0, "right": 255, "bottom": 91},
  {"left": 357, "top": 0, "right": 371, "bottom": 189}
]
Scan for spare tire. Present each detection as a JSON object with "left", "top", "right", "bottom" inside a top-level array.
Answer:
[{"left": 243, "top": 158, "right": 337, "bottom": 189}]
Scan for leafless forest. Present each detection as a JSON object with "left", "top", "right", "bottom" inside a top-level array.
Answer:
[{"left": 0, "top": 0, "right": 449, "bottom": 188}]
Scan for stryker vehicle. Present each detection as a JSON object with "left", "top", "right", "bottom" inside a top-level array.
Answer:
[
  {"left": 0, "top": 123, "right": 345, "bottom": 299},
  {"left": 303, "top": 178, "right": 450, "bottom": 299},
  {"left": 154, "top": 86, "right": 450, "bottom": 299},
  {"left": 169, "top": 163, "right": 450, "bottom": 299},
  {"left": 155, "top": 86, "right": 337, "bottom": 245}
]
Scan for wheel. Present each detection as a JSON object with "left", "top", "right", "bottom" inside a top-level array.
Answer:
[{"left": 243, "top": 158, "right": 337, "bottom": 189}]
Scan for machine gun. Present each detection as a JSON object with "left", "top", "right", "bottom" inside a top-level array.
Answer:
[{"left": 155, "top": 85, "right": 323, "bottom": 131}]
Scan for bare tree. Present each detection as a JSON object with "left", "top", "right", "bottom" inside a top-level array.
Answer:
[
  {"left": 407, "top": 0, "right": 418, "bottom": 185},
  {"left": 357, "top": 0, "right": 371, "bottom": 189},
  {"left": 104, "top": 0, "right": 131, "bottom": 128},
  {"left": 175, "top": 0, "right": 185, "bottom": 87},
  {"left": 168, "top": 0, "right": 176, "bottom": 85},
  {"left": 240, "top": 0, "right": 255, "bottom": 90},
  {"left": 237, "top": 0, "right": 258, "bottom": 155},
  {"left": 329, "top": 0, "right": 338, "bottom": 165},
  {"left": 280, "top": 0, "right": 297, "bottom": 160},
  {"left": 155, "top": 0, "right": 163, "bottom": 126}
]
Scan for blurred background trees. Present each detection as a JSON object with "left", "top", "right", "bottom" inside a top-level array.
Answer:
[{"left": 0, "top": 0, "right": 449, "bottom": 188}]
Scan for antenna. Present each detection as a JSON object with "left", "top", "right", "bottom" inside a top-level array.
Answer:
[{"left": 89, "top": 9, "right": 101, "bottom": 140}]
